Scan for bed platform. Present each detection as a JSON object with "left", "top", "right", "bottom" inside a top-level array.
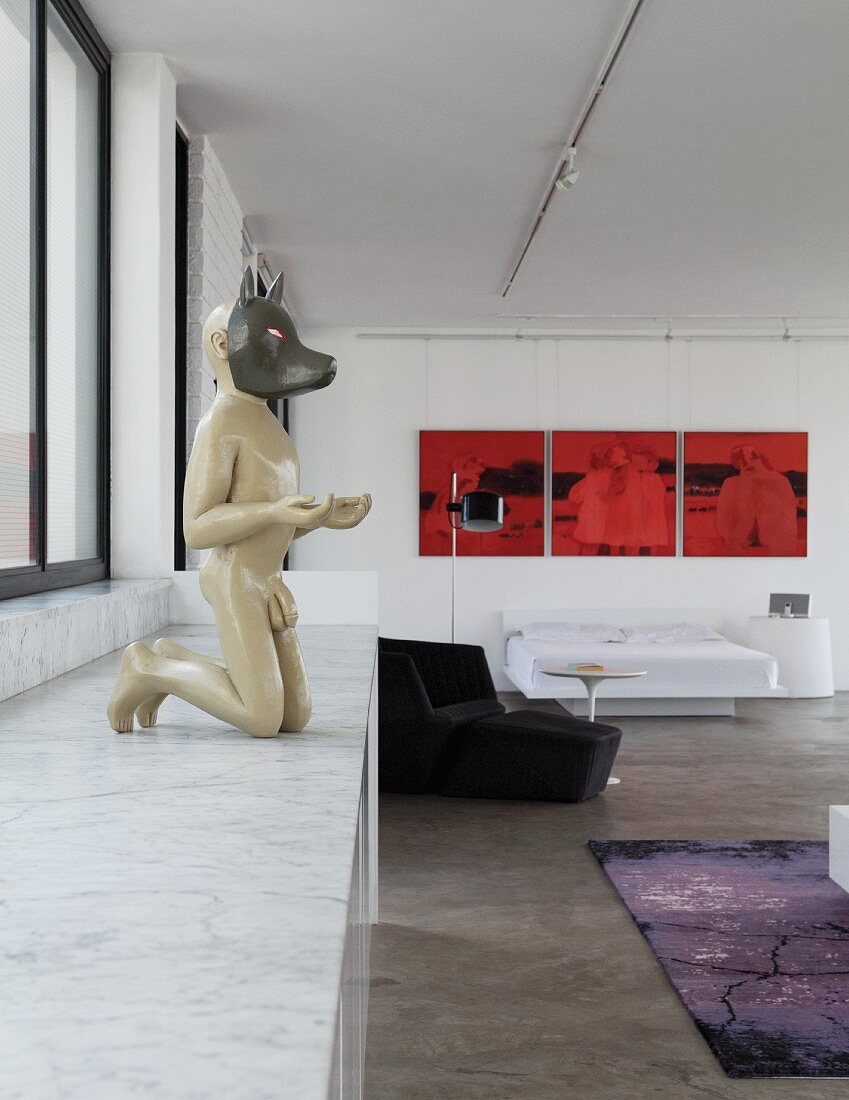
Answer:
[{"left": 503, "top": 609, "right": 788, "bottom": 717}]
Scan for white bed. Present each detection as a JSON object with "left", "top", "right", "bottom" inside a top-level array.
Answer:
[{"left": 502, "top": 608, "right": 787, "bottom": 716}]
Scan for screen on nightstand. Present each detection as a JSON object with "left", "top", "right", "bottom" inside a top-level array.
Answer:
[{"left": 768, "top": 593, "right": 811, "bottom": 617}]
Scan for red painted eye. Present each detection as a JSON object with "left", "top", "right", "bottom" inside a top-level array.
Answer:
[{"left": 266, "top": 327, "right": 286, "bottom": 340}]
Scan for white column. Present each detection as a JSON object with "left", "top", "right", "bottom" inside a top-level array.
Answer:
[{"left": 110, "top": 55, "right": 176, "bottom": 578}]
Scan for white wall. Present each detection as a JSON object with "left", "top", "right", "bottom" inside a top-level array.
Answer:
[
  {"left": 111, "top": 69, "right": 247, "bottom": 580},
  {"left": 290, "top": 331, "right": 849, "bottom": 688},
  {"left": 111, "top": 55, "right": 176, "bottom": 579},
  {"left": 184, "top": 136, "right": 245, "bottom": 568}
]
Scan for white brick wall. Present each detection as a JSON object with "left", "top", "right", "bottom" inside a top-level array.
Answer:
[{"left": 185, "top": 136, "right": 245, "bottom": 567}]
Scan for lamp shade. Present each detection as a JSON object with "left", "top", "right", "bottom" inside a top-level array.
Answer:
[{"left": 459, "top": 491, "right": 504, "bottom": 532}]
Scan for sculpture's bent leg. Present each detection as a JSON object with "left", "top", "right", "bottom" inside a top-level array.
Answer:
[
  {"left": 265, "top": 578, "right": 311, "bottom": 732},
  {"left": 107, "top": 590, "right": 284, "bottom": 737},
  {"left": 274, "top": 628, "right": 312, "bottom": 732},
  {"left": 133, "top": 639, "right": 226, "bottom": 727}
]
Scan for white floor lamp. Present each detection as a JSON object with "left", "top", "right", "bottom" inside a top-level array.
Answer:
[{"left": 446, "top": 472, "right": 504, "bottom": 643}]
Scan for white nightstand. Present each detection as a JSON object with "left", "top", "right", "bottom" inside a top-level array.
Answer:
[{"left": 747, "top": 616, "right": 834, "bottom": 698}]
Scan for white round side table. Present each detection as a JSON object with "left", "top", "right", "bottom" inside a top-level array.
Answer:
[
  {"left": 539, "top": 667, "right": 647, "bottom": 722},
  {"left": 746, "top": 616, "right": 834, "bottom": 698}
]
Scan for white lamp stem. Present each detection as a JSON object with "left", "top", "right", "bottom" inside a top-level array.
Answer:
[{"left": 450, "top": 471, "right": 457, "bottom": 644}]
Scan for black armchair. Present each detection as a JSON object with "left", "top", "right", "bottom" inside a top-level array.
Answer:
[{"left": 378, "top": 638, "right": 505, "bottom": 793}]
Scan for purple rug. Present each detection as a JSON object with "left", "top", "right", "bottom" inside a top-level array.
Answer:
[{"left": 589, "top": 840, "right": 849, "bottom": 1078}]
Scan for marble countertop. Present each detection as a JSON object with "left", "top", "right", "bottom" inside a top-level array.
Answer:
[{"left": 0, "top": 624, "right": 377, "bottom": 1100}]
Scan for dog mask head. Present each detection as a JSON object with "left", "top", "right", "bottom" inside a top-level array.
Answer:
[{"left": 226, "top": 268, "right": 337, "bottom": 399}]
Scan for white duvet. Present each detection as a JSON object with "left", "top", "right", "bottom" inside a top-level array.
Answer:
[{"left": 505, "top": 636, "right": 779, "bottom": 696}]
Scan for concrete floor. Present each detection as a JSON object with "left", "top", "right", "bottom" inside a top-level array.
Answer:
[{"left": 365, "top": 694, "right": 849, "bottom": 1099}]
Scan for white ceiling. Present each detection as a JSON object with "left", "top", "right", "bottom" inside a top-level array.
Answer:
[{"left": 87, "top": 0, "right": 849, "bottom": 328}]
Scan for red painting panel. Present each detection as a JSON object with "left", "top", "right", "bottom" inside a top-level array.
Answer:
[
  {"left": 419, "top": 431, "right": 544, "bottom": 556},
  {"left": 552, "top": 431, "right": 677, "bottom": 556},
  {"left": 683, "top": 432, "right": 807, "bottom": 557}
]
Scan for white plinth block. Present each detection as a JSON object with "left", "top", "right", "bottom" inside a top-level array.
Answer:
[{"left": 829, "top": 806, "right": 849, "bottom": 893}]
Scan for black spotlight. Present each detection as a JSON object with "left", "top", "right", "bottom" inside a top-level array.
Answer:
[{"left": 458, "top": 491, "right": 504, "bottom": 532}]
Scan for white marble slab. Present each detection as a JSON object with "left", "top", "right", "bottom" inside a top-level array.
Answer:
[
  {"left": 829, "top": 805, "right": 849, "bottom": 893},
  {"left": 0, "top": 624, "right": 377, "bottom": 1100},
  {"left": 0, "top": 580, "right": 171, "bottom": 702}
]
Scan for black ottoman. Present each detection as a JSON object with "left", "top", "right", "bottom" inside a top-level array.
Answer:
[{"left": 440, "top": 709, "right": 622, "bottom": 802}]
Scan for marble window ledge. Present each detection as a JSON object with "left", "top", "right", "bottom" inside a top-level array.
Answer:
[
  {"left": 0, "top": 579, "right": 171, "bottom": 701},
  {"left": 0, "top": 623, "right": 377, "bottom": 1099}
]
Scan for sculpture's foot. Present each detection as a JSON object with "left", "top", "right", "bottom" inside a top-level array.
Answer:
[
  {"left": 135, "top": 700, "right": 163, "bottom": 728},
  {"left": 278, "top": 708, "right": 310, "bottom": 733},
  {"left": 278, "top": 720, "right": 307, "bottom": 733},
  {"left": 107, "top": 642, "right": 156, "bottom": 734},
  {"left": 133, "top": 638, "right": 227, "bottom": 727}
]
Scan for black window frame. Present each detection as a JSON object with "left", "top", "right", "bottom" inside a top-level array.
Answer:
[
  {"left": 174, "top": 125, "right": 189, "bottom": 571},
  {"left": 0, "top": 0, "right": 111, "bottom": 600}
]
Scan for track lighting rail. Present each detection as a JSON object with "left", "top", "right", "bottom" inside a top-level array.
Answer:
[{"left": 501, "top": 0, "right": 646, "bottom": 298}]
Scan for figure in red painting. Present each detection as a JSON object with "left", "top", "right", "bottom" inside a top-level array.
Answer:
[
  {"left": 567, "top": 444, "right": 608, "bottom": 551},
  {"left": 634, "top": 446, "right": 669, "bottom": 554},
  {"left": 568, "top": 439, "right": 667, "bottom": 555},
  {"left": 600, "top": 440, "right": 644, "bottom": 554},
  {"left": 553, "top": 432, "right": 676, "bottom": 557},
  {"left": 716, "top": 444, "right": 798, "bottom": 555},
  {"left": 423, "top": 452, "right": 486, "bottom": 548}
]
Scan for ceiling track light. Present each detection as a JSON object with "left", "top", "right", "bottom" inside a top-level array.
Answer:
[
  {"left": 501, "top": 0, "right": 647, "bottom": 297},
  {"left": 554, "top": 147, "right": 579, "bottom": 191}
]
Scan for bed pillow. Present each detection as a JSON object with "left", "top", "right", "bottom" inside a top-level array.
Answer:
[
  {"left": 520, "top": 622, "right": 626, "bottom": 644},
  {"left": 623, "top": 622, "right": 725, "bottom": 644}
]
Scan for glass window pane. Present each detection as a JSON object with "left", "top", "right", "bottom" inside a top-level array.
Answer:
[
  {"left": 46, "top": 4, "right": 99, "bottom": 563},
  {"left": 0, "top": 0, "right": 35, "bottom": 569}
]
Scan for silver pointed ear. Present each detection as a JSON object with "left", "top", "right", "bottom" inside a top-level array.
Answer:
[
  {"left": 266, "top": 271, "right": 285, "bottom": 304},
  {"left": 238, "top": 267, "right": 255, "bottom": 307}
]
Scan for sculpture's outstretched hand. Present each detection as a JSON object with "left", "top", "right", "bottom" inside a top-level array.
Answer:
[
  {"left": 272, "top": 493, "right": 335, "bottom": 529},
  {"left": 322, "top": 493, "right": 372, "bottom": 530}
]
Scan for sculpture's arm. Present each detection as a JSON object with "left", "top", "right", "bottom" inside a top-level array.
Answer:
[
  {"left": 292, "top": 493, "right": 372, "bottom": 538},
  {"left": 183, "top": 422, "right": 334, "bottom": 550}
]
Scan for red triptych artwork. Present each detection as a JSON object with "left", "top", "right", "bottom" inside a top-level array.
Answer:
[
  {"left": 682, "top": 432, "right": 807, "bottom": 557},
  {"left": 419, "top": 429, "right": 808, "bottom": 558},
  {"left": 419, "top": 431, "right": 545, "bottom": 556},
  {"left": 552, "top": 431, "right": 677, "bottom": 556}
]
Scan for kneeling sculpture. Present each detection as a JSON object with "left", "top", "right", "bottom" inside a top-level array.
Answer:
[{"left": 107, "top": 269, "right": 371, "bottom": 737}]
